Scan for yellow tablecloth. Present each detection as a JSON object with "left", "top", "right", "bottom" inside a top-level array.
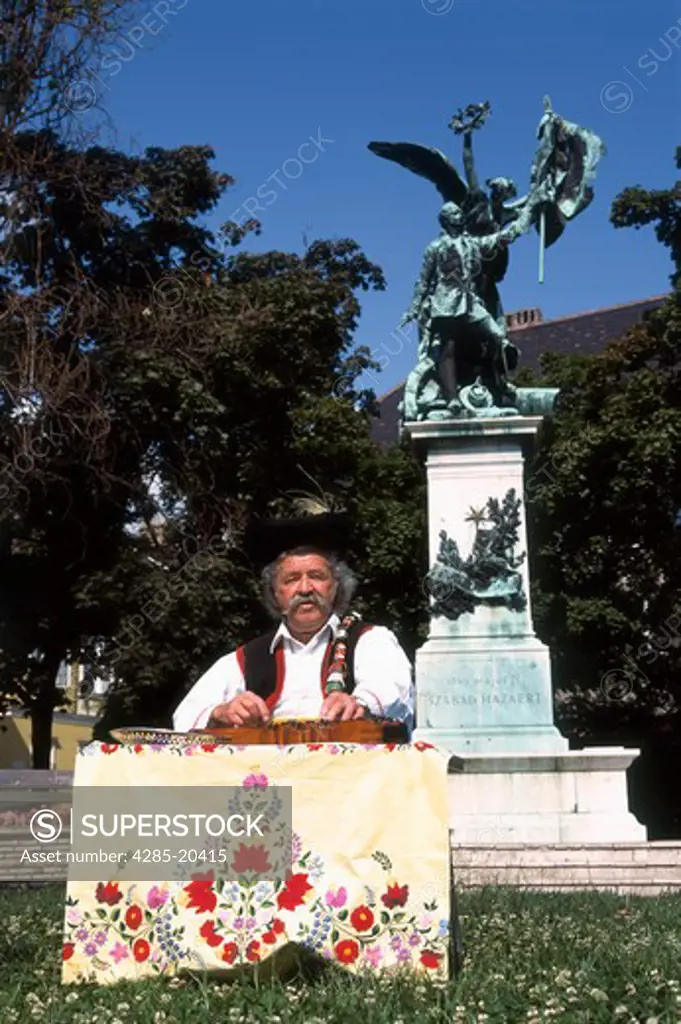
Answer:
[{"left": 62, "top": 739, "right": 452, "bottom": 984}]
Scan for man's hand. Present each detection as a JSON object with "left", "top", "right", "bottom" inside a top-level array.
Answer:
[
  {"left": 207, "top": 692, "right": 270, "bottom": 727},
  {"left": 319, "top": 693, "right": 367, "bottom": 723}
]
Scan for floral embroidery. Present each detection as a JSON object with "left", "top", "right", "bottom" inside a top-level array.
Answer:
[
  {"left": 231, "top": 843, "right": 273, "bottom": 875},
  {"left": 245, "top": 939, "right": 261, "bottom": 962},
  {"left": 221, "top": 941, "right": 238, "bottom": 964},
  {"left": 324, "top": 610, "right": 363, "bottom": 695},
  {"left": 243, "top": 772, "right": 268, "bottom": 788},
  {"left": 63, "top": 744, "right": 450, "bottom": 983},
  {"left": 132, "top": 938, "right": 150, "bottom": 962},
  {"left": 95, "top": 882, "right": 122, "bottom": 906},
  {"left": 277, "top": 873, "right": 313, "bottom": 911},
  {"left": 325, "top": 886, "right": 347, "bottom": 908},
  {"left": 109, "top": 941, "right": 129, "bottom": 964},
  {"left": 125, "top": 905, "right": 143, "bottom": 930},
  {"left": 147, "top": 886, "right": 169, "bottom": 910},
  {"left": 63, "top": 837, "right": 449, "bottom": 982},
  {"left": 350, "top": 905, "right": 374, "bottom": 931},
  {"left": 184, "top": 877, "right": 217, "bottom": 914},
  {"left": 62, "top": 881, "right": 194, "bottom": 976},
  {"left": 197, "top": 921, "right": 218, "bottom": 947},
  {"left": 382, "top": 883, "right": 409, "bottom": 908},
  {"left": 80, "top": 741, "right": 436, "bottom": 758},
  {"left": 335, "top": 939, "right": 359, "bottom": 963},
  {"left": 364, "top": 944, "right": 383, "bottom": 967}
]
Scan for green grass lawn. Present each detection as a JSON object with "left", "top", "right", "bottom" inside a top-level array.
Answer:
[{"left": 1, "top": 884, "right": 680, "bottom": 1023}]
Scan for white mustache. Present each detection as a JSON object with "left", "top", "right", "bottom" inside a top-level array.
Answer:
[{"left": 287, "top": 593, "right": 328, "bottom": 612}]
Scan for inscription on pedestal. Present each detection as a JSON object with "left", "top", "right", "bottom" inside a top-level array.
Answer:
[
  {"left": 426, "top": 692, "right": 542, "bottom": 707},
  {"left": 415, "top": 648, "right": 555, "bottom": 731}
]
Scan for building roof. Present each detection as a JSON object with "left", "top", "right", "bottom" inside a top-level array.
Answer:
[{"left": 370, "top": 295, "right": 668, "bottom": 446}]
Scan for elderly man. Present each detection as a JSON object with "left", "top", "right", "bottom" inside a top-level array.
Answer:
[{"left": 173, "top": 509, "right": 414, "bottom": 731}]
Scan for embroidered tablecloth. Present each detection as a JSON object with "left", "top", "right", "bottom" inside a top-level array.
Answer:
[{"left": 61, "top": 740, "right": 452, "bottom": 985}]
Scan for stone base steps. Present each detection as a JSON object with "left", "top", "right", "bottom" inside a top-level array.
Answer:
[
  {"left": 0, "top": 831, "right": 72, "bottom": 883},
  {"left": 451, "top": 842, "right": 681, "bottom": 895},
  {"left": 3, "top": 837, "right": 681, "bottom": 894}
]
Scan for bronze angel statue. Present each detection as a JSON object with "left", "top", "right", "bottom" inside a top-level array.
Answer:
[{"left": 368, "top": 99, "right": 605, "bottom": 422}]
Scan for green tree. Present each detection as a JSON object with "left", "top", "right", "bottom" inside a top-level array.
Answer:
[
  {"left": 0, "top": 130, "right": 427, "bottom": 762},
  {"left": 90, "top": 247, "right": 427, "bottom": 737},
  {"left": 525, "top": 147, "right": 681, "bottom": 834},
  {"left": 0, "top": 2, "right": 427, "bottom": 766},
  {"left": 0, "top": 130, "right": 238, "bottom": 764}
]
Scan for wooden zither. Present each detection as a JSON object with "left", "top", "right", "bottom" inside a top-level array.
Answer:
[{"left": 197, "top": 718, "right": 409, "bottom": 746}]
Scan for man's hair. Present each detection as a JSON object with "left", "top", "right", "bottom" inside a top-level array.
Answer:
[{"left": 260, "top": 545, "right": 358, "bottom": 620}]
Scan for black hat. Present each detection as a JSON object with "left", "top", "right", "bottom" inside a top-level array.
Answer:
[{"left": 244, "top": 497, "right": 351, "bottom": 568}]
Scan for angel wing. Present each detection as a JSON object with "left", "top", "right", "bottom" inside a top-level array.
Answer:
[{"left": 367, "top": 141, "right": 468, "bottom": 206}]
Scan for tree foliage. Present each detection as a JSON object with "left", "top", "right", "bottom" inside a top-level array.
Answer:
[
  {"left": 525, "top": 147, "right": 681, "bottom": 834},
  {"left": 0, "top": 127, "right": 238, "bottom": 762},
  {"left": 0, "top": 11, "right": 426, "bottom": 763},
  {"left": 1, "top": 0, "right": 140, "bottom": 132}
]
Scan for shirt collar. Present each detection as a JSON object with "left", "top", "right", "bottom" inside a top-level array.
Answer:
[{"left": 270, "top": 612, "right": 340, "bottom": 653}]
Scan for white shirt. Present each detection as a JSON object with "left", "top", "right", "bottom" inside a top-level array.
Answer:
[{"left": 172, "top": 613, "right": 414, "bottom": 731}]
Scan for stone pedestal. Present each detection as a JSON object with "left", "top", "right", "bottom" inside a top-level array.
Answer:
[
  {"left": 405, "top": 413, "right": 647, "bottom": 843},
  {"left": 405, "top": 416, "right": 567, "bottom": 754},
  {"left": 447, "top": 750, "right": 647, "bottom": 844}
]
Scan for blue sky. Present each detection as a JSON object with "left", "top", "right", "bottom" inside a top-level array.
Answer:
[{"left": 85, "top": 0, "right": 680, "bottom": 395}]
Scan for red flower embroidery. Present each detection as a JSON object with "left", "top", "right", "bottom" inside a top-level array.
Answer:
[
  {"left": 95, "top": 882, "right": 122, "bottom": 905},
  {"left": 335, "top": 939, "right": 359, "bottom": 964},
  {"left": 184, "top": 877, "right": 217, "bottom": 914},
  {"left": 271, "top": 918, "right": 285, "bottom": 934},
  {"left": 381, "top": 883, "right": 409, "bottom": 909},
  {"left": 200, "top": 743, "right": 217, "bottom": 753},
  {"left": 306, "top": 744, "right": 324, "bottom": 751},
  {"left": 199, "top": 920, "right": 223, "bottom": 947},
  {"left": 221, "top": 941, "right": 238, "bottom": 964},
  {"left": 100, "top": 743, "right": 118, "bottom": 754},
  {"left": 63, "top": 942, "right": 74, "bottom": 961},
  {"left": 414, "top": 741, "right": 435, "bottom": 751},
  {"left": 350, "top": 905, "right": 374, "bottom": 931},
  {"left": 231, "top": 843, "right": 272, "bottom": 875},
  {"left": 133, "top": 744, "right": 144, "bottom": 753},
  {"left": 125, "top": 904, "right": 143, "bottom": 930},
  {"left": 133, "top": 938, "right": 150, "bottom": 962},
  {"left": 245, "top": 940, "right": 261, "bottom": 962},
  {"left": 384, "top": 744, "right": 396, "bottom": 752},
  {"left": 277, "top": 873, "right": 313, "bottom": 911},
  {"left": 420, "top": 950, "right": 441, "bottom": 969},
  {"left": 262, "top": 931, "right": 277, "bottom": 945}
]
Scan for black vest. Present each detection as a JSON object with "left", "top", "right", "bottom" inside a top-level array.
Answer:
[{"left": 237, "top": 619, "right": 372, "bottom": 705}]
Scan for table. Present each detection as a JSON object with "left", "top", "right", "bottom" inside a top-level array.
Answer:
[{"left": 62, "top": 739, "right": 453, "bottom": 984}]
